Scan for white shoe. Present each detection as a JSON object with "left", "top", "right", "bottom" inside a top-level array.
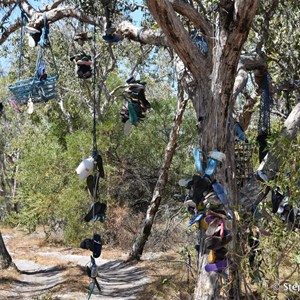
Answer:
[
  {"left": 28, "top": 34, "right": 36, "bottom": 47},
  {"left": 24, "top": 26, "right": 40, "bottom": 34},
  {"left": 27, "top": 98, "right": 34, "bottom": 114}
]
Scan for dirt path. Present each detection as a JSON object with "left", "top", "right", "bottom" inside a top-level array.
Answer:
[{"left": 0, "top": 230, "right": 152, "bottom": 300}]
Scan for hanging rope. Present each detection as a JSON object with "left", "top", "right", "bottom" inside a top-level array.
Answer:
[
  {"left": 91, "top": 23, "right": 97, "bottom": 237},
  {"left": 84, "top": 23, "right": 102, "bottom": 300},
  {"left": 102, "top": 0, "right": 117, "bottom": 31},
  {"left": 257, "top": 72, "right": 272, "bottom": 162},
  {"left": 17, "top": 9, "right": 27, "bottom": 81},
  {"left": 92, "top": 24, "right": 97, "bottom": 158}
]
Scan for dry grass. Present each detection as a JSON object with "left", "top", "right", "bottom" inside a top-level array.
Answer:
[
  {"left": 136, "top": 252, "right": 195, "bottom": 300},
  {"left": 1, "top": 226, "right": 195, "bottom": 300},
  {"left": 0, "top": 267, "right": 20, "bottom": 291}
]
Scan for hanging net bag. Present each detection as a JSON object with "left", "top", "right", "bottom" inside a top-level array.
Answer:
[{"left": 8, "top": 12, "right": 59, "bottom": 104}]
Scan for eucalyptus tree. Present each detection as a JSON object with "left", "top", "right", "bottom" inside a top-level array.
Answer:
[{"left": 1, "top": 1, "right": 299, "bottom": 299}]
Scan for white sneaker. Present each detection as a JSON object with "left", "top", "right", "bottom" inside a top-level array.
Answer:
[
  {"left": 24, "top": 26, "right": 40, "bottom": 34},
  {"left": 28, "top": 34, "right": 36, "bottom": 47}
]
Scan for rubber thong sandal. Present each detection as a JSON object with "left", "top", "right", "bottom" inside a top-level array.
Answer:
[
  {"left": 193, "top": 147, "right": 203, "bottom": 174},
  {"left": 205, "top": 259, "right": 228, "bottom": 272},
  {"left": 205, "top": 149, "right": 226, "bottom": 176},
  {"left": 188, "top": 213, "right": 205, "bottom": 227}
]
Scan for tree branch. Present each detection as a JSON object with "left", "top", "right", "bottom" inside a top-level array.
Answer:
[
  {"left": 19, "top": 1, "right": 36, "bottom": 18},
  {"left": 116, "top": 21, "right": 169, "bottom": 46},
  {"left": 0, "top": 4, "right": 102, "bottom": 46},
  {"left": 0, "top": 19, "right": 22, "bottom": 45},
  {"left": 169, "top": 0, "right": 212, "bottom": 37},
  {"left": 44, "top": 0, "right": 65, "bottom": 11},
  {"left": 147, "top": 0, "right": 208, "bottom": 80},
  {"left": 0, "top": 3, "right": 17, "bottom": 27}
]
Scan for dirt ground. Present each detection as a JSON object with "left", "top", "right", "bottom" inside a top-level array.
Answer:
[{"left": 0, "top": 227, "right": 195, "bottom": 300}]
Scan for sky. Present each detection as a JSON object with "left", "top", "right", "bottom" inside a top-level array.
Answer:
[{"left": 0, "top": 1, "right": 144, "bottom": 77}]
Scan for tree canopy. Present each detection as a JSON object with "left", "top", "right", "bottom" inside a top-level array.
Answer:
[{"left": 0, "top": 1, "right": 299, "bottom": 299}]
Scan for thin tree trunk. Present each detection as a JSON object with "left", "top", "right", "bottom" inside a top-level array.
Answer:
[
  {"left": 0, "top": 231, "right": 13, "bottom": 269},
  {"left": 128, "top": 90, "right": 188, "bottom": 261}
]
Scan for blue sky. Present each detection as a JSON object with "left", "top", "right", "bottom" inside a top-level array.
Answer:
[{"left": 0, "top": 1, "right": 145, "bottom": 76}]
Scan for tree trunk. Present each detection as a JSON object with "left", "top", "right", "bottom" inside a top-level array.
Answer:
[
  {"left": 128, "top": 90, "right": 188, "bottom": 261},
  {"left": 0, "top": 231, "right": 13, "bottom": 269},
  {"left": 192, "top": 1, "right": 259, "bottom": 298}
]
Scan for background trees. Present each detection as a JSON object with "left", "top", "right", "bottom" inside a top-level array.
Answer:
[{"left": 0, "top": 1, "right": 299, "bottom": 299}]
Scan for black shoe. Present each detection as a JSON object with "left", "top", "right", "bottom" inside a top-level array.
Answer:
[
  {"left": 80, "top": 234, "right": 102, "bottom": 258},
  {"left": 93, "top": 234, "right": 102, "bottom": 258},
  {"left": 83, "top": 202, "right": 107, "bottom": 222},
  {"left": 80, "top": 238, "right": 93, "bottom": 250},
  {"left": 271, "top": 188, "right": 284, "bottom": 213},
  {"left": 86, "top": 173, "right": 101, "bottom": 199},
  {"left": 192, "top": 174, "right": 212, "bottom": 206},
  {"left": 95, "top": 153, "right": 105, "bottom": 178}
]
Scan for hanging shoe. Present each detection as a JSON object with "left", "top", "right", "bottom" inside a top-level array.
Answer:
[
  {"left": 192, "top": 174, "right": 211, "bottom": 206},
  {"left": 80, "top": 238, "right": 93, "bottom": 250},
  {"left": 76, "top": 156, "right": 94, "bottom": 180},
  {"left": 235, "top": 122, "right": 248, "bottom": 142},
  {"left": 86, "top": 175, "right": 94, "bottom": 197},
  {"left": 126, "top": 76, "right": 135, "bottom": 84},
  {"left": 205, "top": 232, "right": 232, "bottom": 250},
  {"left": 102, "top": 34, "right": 120, "bottom": 43},
  {"left": 178, "top": 177, "right": 193, "bottom": 188},
  {"left": 208, "top": 250, "right": 216, "bottom": 264},
  {"left": 205, "top": 150, "right": 226, "bottom": 176},
  {"left": 205, "top": 218, "right": 223, "bottom": 237},
  {"left": 83, "top": 202, "right": 107, "bottom": 222},
  {"left": 271, "top": 188, "right": 285, "bottom": 213},
  {"left": 27, "top": 98, "right": 34, "bottom": 114},
  {"left": 188, "top": 213, "right": 205, "bottom": 227},
  {"left": 184, "top": 199, "right": 196, "bottom": 217},
  {"left": 128, "top": 103, "right": 139, "bottom": 125},
  {"left": 95, "top": 153, "right": 105, "bottom": 178},
  {"left": 203, "top": 191, "right": 221, "bottom": 206},
  {"left": 92, "top": 234, "right": 102, "bottom": 258},
  {"left": 212, "top": 182, "right": 233, "bottom": 219},
  {"left": 28, "top": 33, "right": 37, "bottom": 47},
  {"left": 193, "top": 147, "right": 203, "bottom": 174},
  {"left": 205, "top": 259, "right": 228, "bottom": 272}
]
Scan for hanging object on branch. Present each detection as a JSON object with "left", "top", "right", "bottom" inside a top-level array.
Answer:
[{"left": 8, "top": 11, "right": 59, "bottom": 105}]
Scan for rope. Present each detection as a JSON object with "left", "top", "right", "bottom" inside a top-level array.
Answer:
[
  {"left": 38, "top": 13, "right": 49, "bottom": 48},
  {"left": 92, "top": 24, "right": 97, "bottom": 156},
  {"left": 101, "top": 0, "right": 117, "bottom": 31},
  {"left": 258, "top": 73, "right": 272, "bottom": 134},
  {"left": 17, "top": 10, "right": 26, "bottom": 81},
  {"left": 86, "top": 281, "right": 95, "bottom": 300},
  {"left": 257, "top": 72, "right": 272, "bottom": 162},
  {"left": 86, "top": 25, "right": 98, "bottom": 300}
]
